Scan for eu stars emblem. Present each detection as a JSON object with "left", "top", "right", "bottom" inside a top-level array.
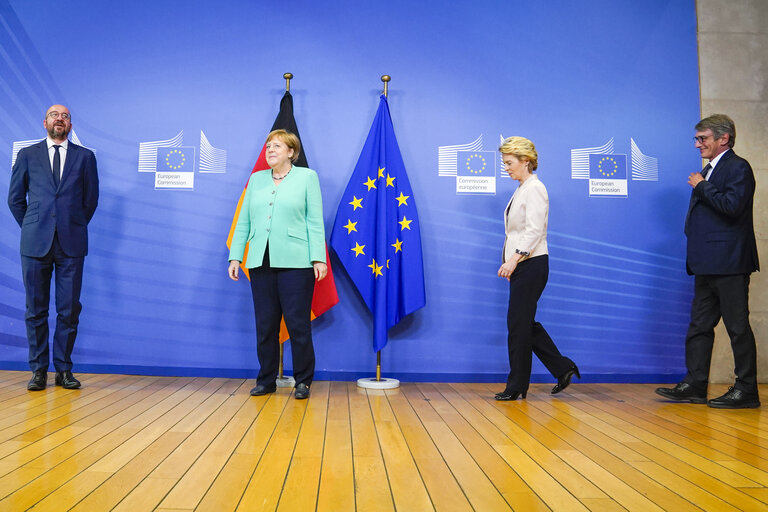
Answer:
[
  {"left": 457, "top": 151, "right": 495, "bottom": 176},
  {"left": 156, "top": 146, "right": 197, "bottom": 172}
]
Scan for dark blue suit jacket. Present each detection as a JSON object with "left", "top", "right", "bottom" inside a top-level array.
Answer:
[
  {"left": 684, "top": 149, "right": 759, "bottom": 276},
  {"left": 8, "top": 139, "right": 99, "bottom": 258}
]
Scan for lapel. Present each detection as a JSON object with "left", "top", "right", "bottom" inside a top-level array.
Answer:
[
  {"left": 34, "top": 140, "right": 58, "bottom": 190},
  {"left": 685, "top": 150, "right": 734, "bottom": 231},
  {"left": 708, "top": 149, "right": 734, "bottom": 187},
  {"left": 59, "top": 142, "right": 77, "bottom": 189}
]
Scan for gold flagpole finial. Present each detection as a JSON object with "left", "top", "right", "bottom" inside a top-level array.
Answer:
[
  {"left": 381, "top": 75, "right": 391, "bottom": 98},
  {"left": 284, "top": 73, "right": 293, "bottom": 92}
]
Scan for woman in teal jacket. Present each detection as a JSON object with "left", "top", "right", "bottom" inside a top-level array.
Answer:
[{"left": 228, "top": 129, "right": 327, "bottom": 400}]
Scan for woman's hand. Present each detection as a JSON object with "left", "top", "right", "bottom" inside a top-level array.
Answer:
[
  {"left": 228, "top": 260, "right": 241, "bottom": 281},
  {"left": 498, "top": 259, "right": 518, "bottom": 280},
  {"left": 313, "top": 262, "right": 328, "bottom": 281}
]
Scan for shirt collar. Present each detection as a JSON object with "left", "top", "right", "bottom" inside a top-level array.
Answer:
[
  {"left": 708, "top": 148, "right": 729, "bottom": 170},
  {"left": 46, "top": 137, "right": 69, "bottom": 150}
]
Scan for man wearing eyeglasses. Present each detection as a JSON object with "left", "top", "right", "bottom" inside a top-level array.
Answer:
[
  {"left": 7, "top": 105, "right": 99, "bottom": 391},
  {"left": 656, "top": 114, "right": 760, "bottom": 408}
]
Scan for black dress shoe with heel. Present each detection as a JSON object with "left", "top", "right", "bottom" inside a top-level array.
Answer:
[
  {"left": 250, "top": 383, "right": 277, "bottom": 396},
  {"left": 552, "top": 364, "right": 580, "bottom": 395},
  {"left": 294, "top": 383, "right": 310, "bottom": 400},
  {"left": 654, "top": 382, "right": 706, "bottom": 404},
  {"left": 707, "top": 387, "right": 760, "bottom": 409},
  {"left": 495, "top": 389, "right": 527, "bottom": 401},
  {"left": 55, "top": 371, "right": 81, "bottom": 389},
  {"left": 27, "top": 370, "right": 47, "bottom": 391}
]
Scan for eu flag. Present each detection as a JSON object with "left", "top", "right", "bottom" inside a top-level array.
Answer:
[
  {"left": 589, "top": 154, "right": 627, "bottom": 180},
  {"left": 156, "top": 146, "right": 196, "bottom": 172},
  {"left": 330, "top": 95, "right": 426, "bottom": 352}
]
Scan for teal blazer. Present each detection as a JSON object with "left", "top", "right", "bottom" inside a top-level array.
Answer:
[{"left": 229, "top": 166, "right": 326, "bottom": 269}]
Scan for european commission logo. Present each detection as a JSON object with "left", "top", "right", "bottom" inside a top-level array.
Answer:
[
  {"left": 438, "top": 135, "right": 497, "bottom": 195},
  {"left": 138, "top": 130, "right": 227, "bottom": 190},
  {"left": 571, "top": 137, "right": 658, "bottom": 198},
  {"left": 589, "top": 154, "right": 627, "bottom": 197}
]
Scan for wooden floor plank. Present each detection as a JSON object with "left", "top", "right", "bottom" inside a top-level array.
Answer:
[
  {"left": 496, "top": 387, "right": 703, "bottom": 512},
  {"left": 348, "top": 385, "right": 395, "bottom": 512},
  {"left": 277, "top": 382, "right": 331, "bottom": 512},
  {"left": 235, "top": 389, "right": 311, "bottom": 511},
  {"left": 0, "top": 372, "right": 765, "bottom": 511},
  {"left": 0, "top": 377, "right": 218, "bottom": 509},
  {"left": 315, "top": 381, "right": 355, "bottom": 512},
  {"left": 365, "top": 390, "right": 434, "bottom": 512},
  {"left": 388, "top": 384, "right": 475, "bottom": 512}
]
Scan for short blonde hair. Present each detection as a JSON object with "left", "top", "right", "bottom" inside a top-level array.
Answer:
[
  {"left": 266, "top": 129, "right": 301, "bottom": 163},
  {"left": 499, "top": 136, "right": 538, "bottom": 171}
]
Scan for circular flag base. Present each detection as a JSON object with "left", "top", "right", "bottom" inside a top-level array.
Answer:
[
  {"left": 357, "top": 377, "right": 400, "bottom": 390},
  {"left": 276, "top": 376, "right": 295, "bottom": 388}
]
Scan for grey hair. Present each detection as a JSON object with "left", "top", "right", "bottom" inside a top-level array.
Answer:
[{"left": 695, "top": 114, "right": 736, "bottom": 148}]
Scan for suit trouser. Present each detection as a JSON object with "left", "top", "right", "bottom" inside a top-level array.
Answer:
[
  {"left": 21, "top": 232, "right": 84, "bottom": 373},
  {"left": 249, "top": 259, "right": 315, "bottom": 387},
  {"left": 506, "top": 255, "right": 573, "bottom": 392},
  {"left": 683, "top": 273, "right": 757, "bottom": 394}
]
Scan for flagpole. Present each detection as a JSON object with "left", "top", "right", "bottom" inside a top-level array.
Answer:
[
  {"left": 357, "top": 74, "right": 400, "bottom": 391},
  {"left": 277, "top": 71, "right": 297, "bottom": 389}
]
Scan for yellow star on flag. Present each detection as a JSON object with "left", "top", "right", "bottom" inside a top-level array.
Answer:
[
  {"left": 377, "top": 167, "right": 385, "bottom": 178},
  {"left": 343, "top": 219, "right": 358, "bottom": 234},
  {"left": 349, "top": 196, "right": 363, "bottom": 210},
  {"left": 385, "top": 174, "right": 395, "bottom": 187},
  {"left": 395, "top": 192, "right": 409, "bottom": 206},
  {"left": 351, "top": 242, "right": 365, "bottom": 257},
  {"left": 399, "top": 215, "right": 413, "bottom": 231},
  {"left": 368, "top": 259, "right": 383, "bottom": 277},
  {"left": 391, "top": 238, "right": 403, "bottom": 253},
  {"left": 364, "top": 176, "right": 377, "bottom": 191}
]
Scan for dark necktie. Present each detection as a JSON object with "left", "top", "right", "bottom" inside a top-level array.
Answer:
[
  {"left": 52, "top": 145, "right": 61, "bottom": 188},
  {"left": 701, "top": 163, "right": 712, "bottom": 180}
]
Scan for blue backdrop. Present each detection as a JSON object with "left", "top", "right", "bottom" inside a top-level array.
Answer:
[{"left": 0, "top": 0, "right": 701, "bottom": 382}]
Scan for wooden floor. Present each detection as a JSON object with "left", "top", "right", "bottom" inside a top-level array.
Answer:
[{"left": 0, "top": 372, "right": 766, "bottom": 512}]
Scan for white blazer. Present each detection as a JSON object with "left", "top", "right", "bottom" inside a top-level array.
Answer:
[{"left": 503, "top": 173, "right": 548, "bottom": 262}]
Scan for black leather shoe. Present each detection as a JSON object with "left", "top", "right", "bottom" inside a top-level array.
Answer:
[
  {"left": 552, "top": 364, "right": 581, "bottom": 395},
  {"left": 654, "top": 382, "right": 706, "bottom": 404},
  {"left": 250, "top": 383, "right": 277, "bottom": 396},
  {"left": 707, "top": 387, "right": 760, "bottom": 409},
  {"left": 27, "top": 370, "right": 47, "bottom": 391},
  {"left": 495, "top": 389, "right": 526, "bottom": 401},
  {"left": 55, "top": 371, "right": 81, "bottom": 389},
  {"left": 294, "top": 383, "right": 310, "bottom": 400}
]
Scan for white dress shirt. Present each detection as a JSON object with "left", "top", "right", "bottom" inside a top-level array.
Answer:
[
  {"left": 705, "top": 148, "right": 729, "bottom": 181},
  {"left": 47, "top": 137, "right": 69, "bottom": 181},
  {"left": 503, "top": 173, "right": 549, "bottom": 262}
]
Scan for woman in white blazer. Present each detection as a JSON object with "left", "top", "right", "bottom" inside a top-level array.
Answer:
[{"left": 496, "top": 136, "right": 579, "bottom": 401}]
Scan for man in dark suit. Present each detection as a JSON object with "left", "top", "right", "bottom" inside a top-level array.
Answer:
[
  {"left": 656, "top": 114, "right": 760, "bottom": 409},
  {"left": 7, "top": 104, "right": 99, "bottom": 391}
]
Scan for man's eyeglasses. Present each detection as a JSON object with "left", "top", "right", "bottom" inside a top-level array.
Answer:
[
  {"left": 693, "top": 135, "right": 713, "bottom": 144},
  {"left": 47, "top": 111, "right": 70, "bottom": 120}
]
